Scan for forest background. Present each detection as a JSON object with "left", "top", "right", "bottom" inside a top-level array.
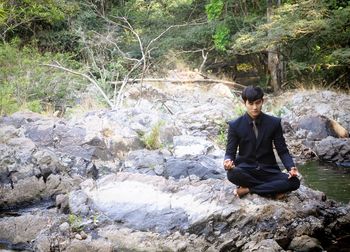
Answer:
[{"left": 0, "top": 0, "right": 349, "bottom": 115}]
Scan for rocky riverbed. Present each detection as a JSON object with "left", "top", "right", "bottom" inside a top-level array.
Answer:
[{"left": 1, "top": 77, "right": 350, "bottom": 251}]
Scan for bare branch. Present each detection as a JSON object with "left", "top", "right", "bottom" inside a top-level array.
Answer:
[
  {"left": 42, "top": 64, "right": 114, "bottom": 108},
  {"left": 199, "top": 50, "right": 209, "bottom": 73},
  {"left": 145, "top": 21, "right": 208, "bottom": 53},
  {"left": 92, "top": 30, "right": 138, "bottom": 62}
]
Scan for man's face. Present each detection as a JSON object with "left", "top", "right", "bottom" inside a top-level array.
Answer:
[{"left": 244, "top": 98, "right": 263, "bottom": 119}]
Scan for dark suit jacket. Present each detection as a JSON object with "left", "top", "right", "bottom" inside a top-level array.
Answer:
[{"left": 224, "top": 112, "right": 295, "bottom": 172}]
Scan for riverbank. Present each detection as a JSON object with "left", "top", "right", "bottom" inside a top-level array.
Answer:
[{"left": 0, "top": 77, "right": 350, "bottom": 251}]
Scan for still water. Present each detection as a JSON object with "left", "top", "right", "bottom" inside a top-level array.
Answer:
[{"left": 299, "top": 161, "right": 350, "bottom": 204}]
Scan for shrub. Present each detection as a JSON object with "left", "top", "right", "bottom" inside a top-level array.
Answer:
[
  {"left": 25, "top": 100, "right": 42, "bottom": 113},
  {"left": 0, "top": 42, "right": 86, "bottom": 116},
  {"left": 0, "top": 84, "right": 19, "bottom": 115},
  {"left": 216, "top": 120, "right": 228, "bottom": 148},
  {"left": 141, "top": 121, "right": 164, "bottom": 150},
  {"left": 68, "top": 214, "right": 83, "bottom": 232}
]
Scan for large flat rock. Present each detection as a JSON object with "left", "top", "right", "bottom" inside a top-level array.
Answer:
[{"left": 81, "top": 172, "right": 237, "bottom": 233}]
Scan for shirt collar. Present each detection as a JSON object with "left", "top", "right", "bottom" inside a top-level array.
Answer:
[{"left": 245, "top": 112, "right": 263, "bottom": 125}]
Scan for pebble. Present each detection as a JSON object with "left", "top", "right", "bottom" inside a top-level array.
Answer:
[
  {"left": 80, "top": 231, "right": 88, "bottom": 240},
  {"left": 75, "top": 234, "right": 82, "bottom": 240},
  {"left": 59, "top": 222, "right": 70, "bottom": 233}
]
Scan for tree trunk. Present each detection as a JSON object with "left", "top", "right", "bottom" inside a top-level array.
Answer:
[{"left": 267, "top": 0, "right": 283, "bottom": 92}]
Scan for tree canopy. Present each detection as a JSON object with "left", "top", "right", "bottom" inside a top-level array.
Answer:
[{"left": 0, "top": 0, "right": 349, "bottom": 114}]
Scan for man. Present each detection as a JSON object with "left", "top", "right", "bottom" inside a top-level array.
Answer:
[{"left": 224, "top": 86, "right": 300, "bottom": 198}]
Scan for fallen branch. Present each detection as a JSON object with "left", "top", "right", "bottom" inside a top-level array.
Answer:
[{"left": 110, "top": 78, "right": 246, "bottom": 89}]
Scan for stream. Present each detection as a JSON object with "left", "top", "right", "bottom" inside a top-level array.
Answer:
[{"left": 299, "top": 161, "right": 350, "bottom": 204}]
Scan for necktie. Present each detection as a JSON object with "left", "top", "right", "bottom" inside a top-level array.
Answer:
[{"left": 252, "top": 120, "right": 258, "bottom": 138}]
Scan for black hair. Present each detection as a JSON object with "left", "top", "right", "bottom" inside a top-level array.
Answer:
[{"left": 241, "top": 86, "right": 264, "bottom": 102}]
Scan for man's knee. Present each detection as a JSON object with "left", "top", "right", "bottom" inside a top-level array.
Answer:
[
  {"left": 227, "top": 167, "right": 244, "bottom": 185},
  {"left": 289, "top": 177, "right": 300, "bottom": 191}
]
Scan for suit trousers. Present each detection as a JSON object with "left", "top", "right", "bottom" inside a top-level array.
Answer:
[{"left": 227, "top": 166, "right": 300, "bottom": 195}]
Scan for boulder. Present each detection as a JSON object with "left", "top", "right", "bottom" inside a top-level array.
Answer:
[
  {"left": 2, "top": 85, "right": 350, "bottom": 252},
  {"left": 123, "top": 149, "right": 169, "bottom": 176},
  {"left": 288, "top": 235, "right": 323, "bottom": 252},
  {"left": 0, "top": 125, "right": 20, "bottom": 143},
  {"left": 74, "top": 172, "right": 350, "bottom": 251},
  {"left": 64, "top": 239, "right": 114, "bottom": 252},
  {"left": 0, "top": 212, "right": 59, "bottom": 244},
  {"left": 0, "top": 174, "right": 76, "bottom": 209},
  {"left": 164, "top": 155, "right": 224, "bottom": 180},
  {"left": 297, "top": 115, "right": 338, "bottom": 140},
  {"left": 286, "top": 91, "right": 350, "bottom": 132},
  {"left": 241, "top": 239, "right": 283, "bottom": 252},
  {"left": 173, "top": 135, "right": 213, "bottom": 157},
  {"left": 314, "top": 136, "right": 350, "bottom": 163},
  {"left": 68, "top": 190, "right": 90, "bottom": 216}
]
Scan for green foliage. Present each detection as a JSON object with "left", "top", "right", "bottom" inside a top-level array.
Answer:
[
  {"left": 141, "top": 121, "right": 164, "bottom": 150},
  {"left": 25, "top": 100, "right": 42, "bottom": 113},
  {"left": 68, "top": 214, "right": 83, "bottom": 232},
  {"left": 330, "top": 48, "right": 350, "bottom": 65},
  {"left": 234, "top": 103, "right": 246, "bottom": 116},
  {"left": 213, "top": 24, "right": 230, "bottom": 51},
  {"left": 237, "top": 63, "right": 254, "bottom": 72},
  {"left": 0, "top": 0, "right": 349, "bottom": 114},
  {"left": 205, "top": 0, "right": 224, "bottom": 21},
  {"left": 229, "top": 0, "right": 350, "bottom": 88},
  {"left": 0, "top": 0, "right": 79, "bottom": 43},
  {"left": 216, "top": 120, "right": 228, "bottom": 147},
  {"left": 232, "top": 2, "right": 328, "bottom": 53},
  {"left": 92, "top": 214, "right": 99, "bottom": 226},
  {"left": 0, "top": 84, "right": 19, "bottom": 115},
  {"left": 0, "top": 42, "right": 85, "bottom": 116}
]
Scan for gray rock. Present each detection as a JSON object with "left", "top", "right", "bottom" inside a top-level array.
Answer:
[
  {"left": 75, "top": 233, "right": 83, "bottom": 240},
  {"left": 0, "top": 212, "right": 58, "bottom": 244},
  {"left": 98, "top": 225, "right": 210, "bottom": 252},
  {"left": 81, "top": 173, "right": 236, "bottom": 233},
  {"left": 288, "top": 235, "right": 323, "bottom": 252},
  {"left": 2, "top": 84, "right": 350, "bottom": 252},
  {"left": 24, "top": 117, "right": 56, "bottom": 146},
  {"left": 0, "top": 124, "right": 20, "bottom": 142},
  {"left": 123, "top": 149, "right": 169, "bottom": 176},
  {"left": 7, "top": 137, "right": 36, "bottom": 162},
  {"left": 80, "top": 231, "right": 88, "bottom": 240},
  {"left": 33, "top": 232, "right": 51, "bottom": 252},
  {"left": 314, "top": 136, "right": 350, "bottom": 162},
  {"left": 59, "top": 222, "right": 70, "bottom": 233},
  {"left": 69, "top": 190, "right": 90, "bottom": 216},
  {"left": 0, "top": 174, "right": 76, "bottom": 209},
  {"left": 242, "top": 239, "right": 283, "bottom": 252},
  {"left": 64, "top": 239, "right": 114, "bottom": 252},
  {"left": 32, "top": 149, "right": 60, "bottom": 178},
  {"left": 173, "top": 135, "right": 213, "bottom": 157},
  {"left": 164, "top": 155, "right": 224, "bottom": 180},
  {"left": 56, "top": 194, "right": 69, "bottom": 214},
  {"left": 285, "top": 91, "right": 350, "bottom": 137},
  {"left": 0, "top": 176, "right": 46, "bottom": 208},
  {"left": 297, "top": 115, "right": 337, "bottom": 140}
]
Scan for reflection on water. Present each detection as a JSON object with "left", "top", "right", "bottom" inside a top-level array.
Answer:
[{"left": 299, "top": 161, "right": 350, "bottom": 204}]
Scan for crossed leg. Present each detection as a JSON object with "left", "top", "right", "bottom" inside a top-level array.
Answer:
[{"left": 227, "top": 167, "right": 300, "bottom": 198}]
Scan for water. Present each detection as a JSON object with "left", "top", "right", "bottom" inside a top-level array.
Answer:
[{"left": 299, "top": 161, "right": 350, "bottom": 204}]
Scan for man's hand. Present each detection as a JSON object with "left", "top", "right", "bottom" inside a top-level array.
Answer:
[
  {"left": 288, "top": 167, "right": 299, "bottom": 179},
  {"left": 223, "top": 159, "right": 235, "bottom": 171}
]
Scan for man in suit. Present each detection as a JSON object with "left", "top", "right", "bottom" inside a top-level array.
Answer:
[{"left": 224, "top": 86, "right": 300, "bottom": 198}]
